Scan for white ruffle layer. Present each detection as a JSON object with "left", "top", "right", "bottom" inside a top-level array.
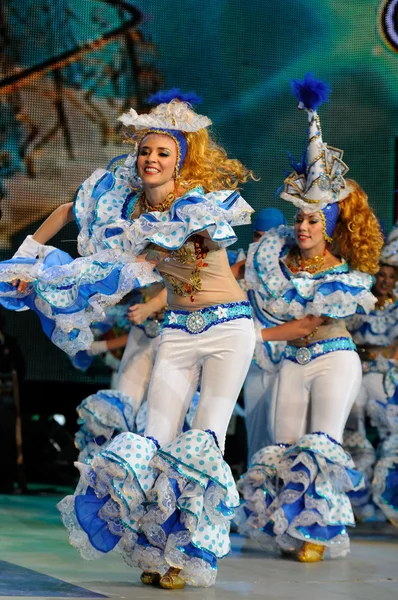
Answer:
[
  {"left": 244, "top": 226, "right": 375, "bottom": 320},
  {"left": 346, "top": 300, "right": 398, "bottom": 347},
  {"left": 58, "top": 430, "right": 238, "bottom": 587},
  {"left": 372, "top": 434, "right": 398, "bottom": 526},
  {"left": 58, "top": 433, "right": 158, "bottom": 560},
  {"left": 74, "top": 167, "right": 253, "bottom": 257},
  {"left": 75, "top": 390, "right": 136, "bottom": 462}
]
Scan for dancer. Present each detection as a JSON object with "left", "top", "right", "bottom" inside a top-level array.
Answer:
[
  {"left": 344, "top": 254, "right": 398, "bottom": 521},
  {"left": 0, "top": 91, "right": 256, "bottom": 588},
  {"left": 350, "top": 229, "right": 398, "bottom": 526},
  {"left": 237, "top": 74, "right": 383, "bottom": 562}
]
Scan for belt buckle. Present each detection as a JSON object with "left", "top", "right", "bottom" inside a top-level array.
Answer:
[
  {"left": 296, "top": 347, "right": 311, "bottom": 365},
  {"left": 186, "top": 312, "right": 206, "bottom": 334},
  {"left": 144, "top": 320, "right": 161, "bottom": 338}
]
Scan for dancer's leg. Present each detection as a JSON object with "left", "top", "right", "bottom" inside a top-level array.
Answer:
[
  {"left": 310, "top": 351, "right": 362, "bottom": 442},
  {"left": 145, "top": 329, "right": 201, "bottom": 446},
  {"left": 274, "top": 360, "right": 310, "bottom": 443},
  {"left": 116, "top": 327, "right": 158, "bottom": 411},
  {"left": 193, "top": 319, "right": 255, "bottom": 452}
]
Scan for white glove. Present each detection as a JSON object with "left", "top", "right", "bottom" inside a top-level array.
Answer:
[
  {"left": 90, "top": 340, "right": 109, "bottom": 356},
  {"left": 13, "top": 235, "right": 44, "bottom": 259}
]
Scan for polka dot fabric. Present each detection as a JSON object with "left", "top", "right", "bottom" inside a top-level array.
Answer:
[
  {"left": 245, "top": 225, "right": 375, "bottom": 320},
  {"left": 346, "top": 299, "right": 398, "bottom": 347},
  {"left": 154, "top": 430, "right": 238, "bottom": 552},
  {"left": 268, "top": 433, "right": 364, "bottom": 555},
  {"left": 74, "top": 164, "right": 253, "bottom": 258},
  {"left": 235, "top": 445, "right": 285, "bottom": 546},
  {"left": 59, "top": 429, "right": 240, "bottom": 586}
]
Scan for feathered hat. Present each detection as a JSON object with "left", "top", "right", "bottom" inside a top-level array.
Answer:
[{"left": 281, "top": 74, "right": 353, "bottom": 240}]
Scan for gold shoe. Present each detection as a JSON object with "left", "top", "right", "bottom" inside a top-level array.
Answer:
[
  {"left": 140, "top": 571, "right": 160, "bottom": 585},
  {"left": 297, "top": 542, "right": 325, "bottom": 563},
  {"left": 159, "top": 567, "right": 186, "bottom": 590}
]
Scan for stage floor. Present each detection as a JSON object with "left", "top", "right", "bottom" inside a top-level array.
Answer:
[{"left": 0, "top": 493, "right": 397, "bottom": 600}]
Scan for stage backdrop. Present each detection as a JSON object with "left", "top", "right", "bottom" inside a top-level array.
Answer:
[{"left": 1, "top": 0, "right": 398, "bottom": 381}]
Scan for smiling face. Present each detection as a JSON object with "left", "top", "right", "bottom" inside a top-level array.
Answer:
[
  {"left": 294, "top": 210, "right": 326, "bottom": 255},
  {"left": 137, "top": 133, "right": 178, "bottom": 189},
  {"left": 373, "top": 265, "right": 397, "bottom": 298}
]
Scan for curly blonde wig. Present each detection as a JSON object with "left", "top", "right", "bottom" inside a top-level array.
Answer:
[
  {"left": 177, "top": 128, "right": 255, "bottom": 192},
  {"left": 332, "top": 180, "right": 383, "bottom": 275},
  {"left": 126, "top": 123, "right": 255, "bottom": 193}
]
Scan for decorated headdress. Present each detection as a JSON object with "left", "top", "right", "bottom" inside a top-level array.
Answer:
[
  {"left": 119, "top": 88, "right": 211, "bottom": 176},
  {"left": 280, "top": 74, "right": 354, "bottom": 241}
]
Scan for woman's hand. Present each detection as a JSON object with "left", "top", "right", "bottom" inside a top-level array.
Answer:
[
  {"left": 11, "top": 279, "right": 29, "bottom": 293},
  {"left": 128, "top": 303, "right": 155, "bottom": 325},
  {"left": 137, "top": 247, "right": 168, "bottom": 266},
  {"left": 260, "top": 315, "right": 326, "bottom": 343}
]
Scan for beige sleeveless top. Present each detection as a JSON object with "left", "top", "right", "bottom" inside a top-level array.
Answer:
[
  {"left": 130, "top": 202, "right": 246, "bottom": 311},
  {"left": 290, "top": 318, "right": 351, "bottom": 348}
]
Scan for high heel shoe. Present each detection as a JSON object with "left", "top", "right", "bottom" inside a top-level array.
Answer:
[
  {"left": 297, "top": 542, "right": 325, "bottom": 563},
  {"left": 140, "top": 571, "right": 161, "bottom": 585},
  {"left": 159, "top": 567, "right": 186, "bottom": 589}
]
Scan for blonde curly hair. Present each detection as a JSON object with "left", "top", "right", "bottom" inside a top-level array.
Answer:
[
  {"left": 332, "top": 180, "right": 383, "bottom": 275},
  {"left": 126, "top": 124, "right": 255, "bottom": 193},
  {"left": 178, "top": 128, "right": 255, "bottom": 192}
]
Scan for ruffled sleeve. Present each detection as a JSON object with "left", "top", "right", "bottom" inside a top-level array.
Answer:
[
  {"left": 73, "top": 164, "right": 141, "bottom": 256},
  {"left": 75, "top": 181, "right": 253, "bottom": 256},
  {"left": 346, "top": 301, "right": 398, "bottom": 346},
  {"left": 0, "top": 162, "right": 253, "bottom": 356},
  {"left": 244, "top": 225, "right": 376, "bottom": 320}
]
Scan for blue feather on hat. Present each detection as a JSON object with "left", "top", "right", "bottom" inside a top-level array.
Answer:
[
  {"left": 291, "top": 73, "right": 331, "bottom": 111},
  {"left": 148, "top": 88, "right": 202, "bottom": 105}
]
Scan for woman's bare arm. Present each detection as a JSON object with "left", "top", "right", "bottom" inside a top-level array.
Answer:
[
  {"left": 13, "top": 202, "right": 75, "bottom": 292},
  {"left": 260, "top": 315, "right": 325, "bottom": 342},
  {"left": 32, "top": 202, "right": 75, "bottom": 244}
]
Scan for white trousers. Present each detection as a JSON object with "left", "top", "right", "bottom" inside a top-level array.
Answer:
[
  {"left": 145, "top": 318, "right": 256, "bottom": 452},
  {"left": 243, "top": 363, "right": 279, "bottom": 459},
  {"left": 116, "top": 327, "right": 160, "bottom": 411},
  {"left": 275, "top": 350, "right": 362, "bottom": 444}
]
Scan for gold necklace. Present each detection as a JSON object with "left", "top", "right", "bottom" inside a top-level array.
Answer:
[
  {"left": 285, "top": 248, "right": 326, "bottom": 275},
  {"left": 139, "top": 191, "right": 176, "bottom": 213},
  {"left": 375, "top": 294, "right": 395, "bottom": 311}
]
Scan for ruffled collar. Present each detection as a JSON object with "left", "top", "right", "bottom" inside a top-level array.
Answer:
[{"left": 121, "top": 186, "right": 205, "bottom": 221}]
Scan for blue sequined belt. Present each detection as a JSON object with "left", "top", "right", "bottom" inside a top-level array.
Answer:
[
  {"left": 163, "top": 301, "right": 252, "bottom": 334},
  {"left": 285, "top": 337, "right": 357, "bottom": 365},
  {"left": 136, "top": 318, "right": 163, "bottom": 338}
]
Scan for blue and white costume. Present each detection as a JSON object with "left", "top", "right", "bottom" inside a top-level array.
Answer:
[
  {"left": 236, "top": 74, "right": 378, "bottom": 559},
  {"left": 50, "top": 96, "right": 257, "bottom": 586},
  {"left": 0, "top": 157, "right": 250, "bottom": 358},
  {"left": 344, "top": 298, "right": 398, "bottom": 520},
  {"left": 236, "top": 226, "right": 374, "bottom": 555}
]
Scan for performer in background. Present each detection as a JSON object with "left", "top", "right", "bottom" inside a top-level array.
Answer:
[
  {"left": 346, "top": 228, "right": 398, "bottom": 526},
  {"left": 0, "top": 91, "right": 256, "bottom": 588},
  {"left": 235, "top": 208, "right": 287, "bottom": 459},
  {"left": 344, "top": 253, "right": 398, "bottom": 522},
  {"left": 236, "top": 74, "right": 383, "bottom": 562}
]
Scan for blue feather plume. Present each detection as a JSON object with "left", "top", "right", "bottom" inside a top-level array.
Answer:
[
  {"left": 286, "top": 150, "right": 307, "bottom": 175},
  {"left": 291, "top": 73, "right": 331, "bottom": 111},
  {"left": 148, "top": 88, "right": 202, "bottom": 105}
]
